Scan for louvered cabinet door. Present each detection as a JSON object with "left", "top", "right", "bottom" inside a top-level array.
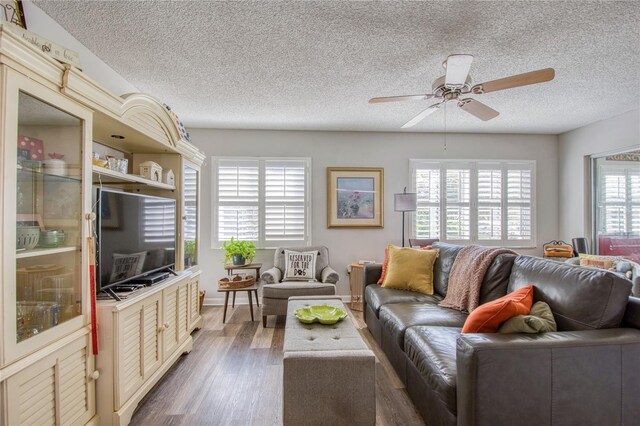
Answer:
[
  {"left": 188, "top": 275, "right": 201, "bottom": 330},
  {"left": 116, "top": 293, "right": 163, "bottom": 408},
  {"left": 4, "top": 333, "right": 95, "bottom": 425},
  {"left": 162, "top": 285, "right": 179, "bottom": 358},
  {"left": 177, "top": 281, "right": 190, "bottom": 343}
]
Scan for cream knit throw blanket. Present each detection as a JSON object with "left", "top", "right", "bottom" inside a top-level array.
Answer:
[{"left": 439, "top": 245, "right": 517, "bottom": 313}]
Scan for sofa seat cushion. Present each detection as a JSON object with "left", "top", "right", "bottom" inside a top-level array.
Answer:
[
  {"left": 404, "top": 326, "right": 460, "bottom": 413},
  {"left": 380, "top": 303, "right": 467, "bottom": 348},
  {"left": 365, "top": 285, "right": 442, "bottom": 317},
  {"left": 262, "top": 282, "right": 335, "bottom": 299}
]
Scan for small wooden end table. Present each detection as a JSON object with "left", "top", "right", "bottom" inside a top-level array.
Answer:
[
  {"left": 217, "top": 283, "right": 260, "bottom": 323},
  {"left": 349, "top": 263, "right": 364, "bottom": 311},
  {"left": 224, "top": 262, "right": 262, "bottom": 277}
]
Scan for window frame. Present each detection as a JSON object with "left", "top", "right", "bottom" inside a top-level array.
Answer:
[
  {"left": 588, "top": 150, "right": 640, "bottom": 240},
  {"left": 211, "top": 156, "right": 312, "bottom": 249},
  {"left": 409, "top": 159, "right": 537, "bottom": 248}
]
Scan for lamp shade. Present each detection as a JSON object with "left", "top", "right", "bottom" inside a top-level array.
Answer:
[{"left": 394, "top": 192, "right": 417, "bottom": 212}]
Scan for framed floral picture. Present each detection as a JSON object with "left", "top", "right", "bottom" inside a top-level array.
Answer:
[
  {"left": 327, "top": 167, "right": 384, "bottom": 228},
  {"left": 1, "top": 0, "right": 26, "bottom": 29}
]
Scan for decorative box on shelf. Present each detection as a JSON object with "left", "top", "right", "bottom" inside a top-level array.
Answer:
[
  {"left": 139, "top": 161, "right": 162, "bottom": 182},
  {"left": 163, "top": 169, "right": 175, "bottom": 186}
]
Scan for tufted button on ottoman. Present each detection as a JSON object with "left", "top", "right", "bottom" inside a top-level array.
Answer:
[{"left": 283, "top": 296, "right": 375, "bottom": 426}]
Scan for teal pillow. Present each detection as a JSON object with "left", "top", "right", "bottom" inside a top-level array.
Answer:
[{"left": 498, "top": 301, "right": 557, "bottom": 334}]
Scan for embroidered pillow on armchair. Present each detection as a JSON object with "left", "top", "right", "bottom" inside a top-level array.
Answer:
[{"left": 284, "top": 250, "right": 318, "bottom": 281}]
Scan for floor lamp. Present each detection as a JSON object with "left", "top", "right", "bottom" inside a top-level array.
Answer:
[{"left": 394, "top": 187, "right": 417, "bottom": 247}]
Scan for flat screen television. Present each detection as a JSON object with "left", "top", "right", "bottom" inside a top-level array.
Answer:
[{"left": 96, "top": 188, "right": 176, "bottom": 298}]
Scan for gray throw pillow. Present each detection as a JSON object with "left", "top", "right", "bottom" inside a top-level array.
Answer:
[{"left": 498, "top": 301, "right": 557, "bottom": 334}]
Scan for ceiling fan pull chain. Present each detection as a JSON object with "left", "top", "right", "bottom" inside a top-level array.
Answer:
[{"left": 444, "top": 102, "right": 447, "bottom": 151}]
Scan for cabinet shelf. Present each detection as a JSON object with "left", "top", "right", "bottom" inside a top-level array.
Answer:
[
  {"left": 16, "top": 246, "right": 80, "bottom": 259},
  {"left": 18, "top": 167, "right": 82, "bottom": 183},
  {"left": 92, "top": 166, "right": 175, "bottom": 190}
]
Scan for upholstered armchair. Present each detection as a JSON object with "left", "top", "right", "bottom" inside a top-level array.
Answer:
[{"left": 260, "top": 246, "right": 339, "bottom": 327}]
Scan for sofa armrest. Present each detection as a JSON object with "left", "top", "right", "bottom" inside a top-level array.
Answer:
[
  {"left": 363, "top": 263, "right": 382, "bottom": 287},
  {"left": 456, "top": 329, "right": 640, "bottom": 426},
  {"left": 362, "top": 264, "right": 382, "bottom": 313},
  {"left": 261, "top": 267, "right": 281, "bottom": 284},
  {"left": 321, "top": 266, "right": 339, "bottom": 284},
  {"left": 623, "top": 296, "right": 640, "bottom": 329}
]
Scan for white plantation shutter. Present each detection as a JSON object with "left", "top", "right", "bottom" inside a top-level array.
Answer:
[
  {"left": 265, "top": 160, "right": 307, "bottom": 242},
  {"left": 598, "top": 164, "right": 640, "bottom": 234},
  {"left": 183, "top": 167, "right": 198, "bottom": 241},
  {"left": 477, "top": 166, "right": 502, "bottom": 240},
  {"left": 411, "top": 159, "right": 535, "bottom": 247},
  {"left": 216, "top": 159, "right": 259, "bottom": 241},
  {"left": 506, "top": 166, "right": 533, "bottom": 241},
  {"left": 415, "top": 166, "right": 440, "bottom": 238},
  {"left": 631, "top": 172, "right": 640, "bottom": 233},
  {"left": 213, "top": 157, "right": 310, "bottom": 247},
  {"left": 446, "top": 168, "right": 471, "bottom": 240},
  {"left": 143, "top": 198, "right": 176, "bottom": 243}
]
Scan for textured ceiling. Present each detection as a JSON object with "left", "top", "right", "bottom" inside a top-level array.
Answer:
[{"left": 34, "top": 1, "right": 640, "bottom": 134}]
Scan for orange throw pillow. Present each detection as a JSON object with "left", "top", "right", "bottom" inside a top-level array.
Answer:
[
  {"left": 462, "top": 285, "right": 534, "bottom": 333},
  {"left": 377, "top": 246, "right": 390, "bottom": 285}
]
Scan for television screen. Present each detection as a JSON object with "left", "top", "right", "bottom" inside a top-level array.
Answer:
[{"left": 96, "top": 189, "right": 176, "bottom": 292}]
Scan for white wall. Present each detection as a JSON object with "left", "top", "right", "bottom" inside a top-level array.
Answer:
[
  {"left": 20, "top": 1, "right": 137, "bottom": 95},
  {"left": 188, "top": 129, "right": 559, "bottom": 304},
  {"left": 558, "top": 109, "right": 640, "bottom": 242}
]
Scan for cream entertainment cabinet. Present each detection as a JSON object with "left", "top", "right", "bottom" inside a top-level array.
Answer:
[{"left": 0, "top": 24, "right": 204, "bottom": 425}]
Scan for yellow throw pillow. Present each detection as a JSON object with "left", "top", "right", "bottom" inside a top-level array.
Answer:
[{"left": 381, "top": 245, "right": 439, "bottom": 295}]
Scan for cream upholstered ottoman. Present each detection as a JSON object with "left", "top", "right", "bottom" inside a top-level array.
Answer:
[{"left": 283, "top": 296, "right": 375, "bottom": 426}]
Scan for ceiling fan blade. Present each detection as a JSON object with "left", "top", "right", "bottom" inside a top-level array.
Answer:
[
  {"left": 472, "top": 68, "right": 555, "bottom": 94},
  {"left": 458, "top": 98, "right": 499, "bottom": 121},
  {"left": 444, "top": 54, "right": 474, "bottom": 87},
  {"left": 401, "top": 103, "right": 442, "bottom": 128},
  {"left": 369, "top": 94, "right": 434, "bottom": 103}
]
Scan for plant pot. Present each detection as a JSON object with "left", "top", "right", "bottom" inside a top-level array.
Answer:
[{"left": 232, "top": 254, "right": 246, "bottom": 265}]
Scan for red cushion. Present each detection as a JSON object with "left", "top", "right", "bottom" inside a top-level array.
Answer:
[{"left": 462, "top": 285, "right": 534, "bottom": 333}]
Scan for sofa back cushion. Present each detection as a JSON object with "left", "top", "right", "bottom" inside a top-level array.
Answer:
[
  {"left": 479, "top": 253, "right": 517, "bottom": 304},
  {"left": 274, "top": 246, "right": 329, "bottom": 281},
  {"left": 431, "top": 242, "right": 464, "bottom": 297},
  {"left": 508, "top": 256, "right": 632, "bottom": 331}
]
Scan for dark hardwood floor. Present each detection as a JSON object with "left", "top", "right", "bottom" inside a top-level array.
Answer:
[{"left": 130, "top": 304, "right": 425, "bottom": 425}]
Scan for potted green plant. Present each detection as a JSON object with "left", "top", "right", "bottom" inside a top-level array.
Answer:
[
  {"left": 184, "top": 240, "right": 196, "bottom": 267},
  {"left": 222, "top": 237, "right": 256, "bottom": 265}
]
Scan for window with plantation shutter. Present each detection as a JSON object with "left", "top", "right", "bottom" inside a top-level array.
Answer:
[
  {"left": 596, "top": 163, "right": 640, "bottom": 235},
  {"left": 143, "top": 198, "right": 177, "bottom": 243},
  {"left": 411, "top": 159, "right": 535, "bottom": 247},
  {"left": 213, "top": 157, "right": 311, "bottom": 248}
]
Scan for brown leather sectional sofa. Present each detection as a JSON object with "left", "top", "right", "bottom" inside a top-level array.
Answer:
[{"left": 363, "top": 242, "right": 640, "bottom": 426}]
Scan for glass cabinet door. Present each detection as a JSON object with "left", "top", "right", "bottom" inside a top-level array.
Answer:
[
  {"left": 183, "top": 164, "right": 199, "bottom": 268},
  {"left": 14, "top": 91, "right": 85, "bottom": 344}
]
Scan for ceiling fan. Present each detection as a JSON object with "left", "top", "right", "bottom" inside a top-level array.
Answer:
[{"left": 369, "top": 54, "right": 555, "bottom": 128}]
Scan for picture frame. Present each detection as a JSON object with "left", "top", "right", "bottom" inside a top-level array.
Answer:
[
  {"left": 1, "top": 0, "right": 26, "bottom": 29},
  {"left": 327, "top": 167, "right": 384, "bottom": 228}
]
